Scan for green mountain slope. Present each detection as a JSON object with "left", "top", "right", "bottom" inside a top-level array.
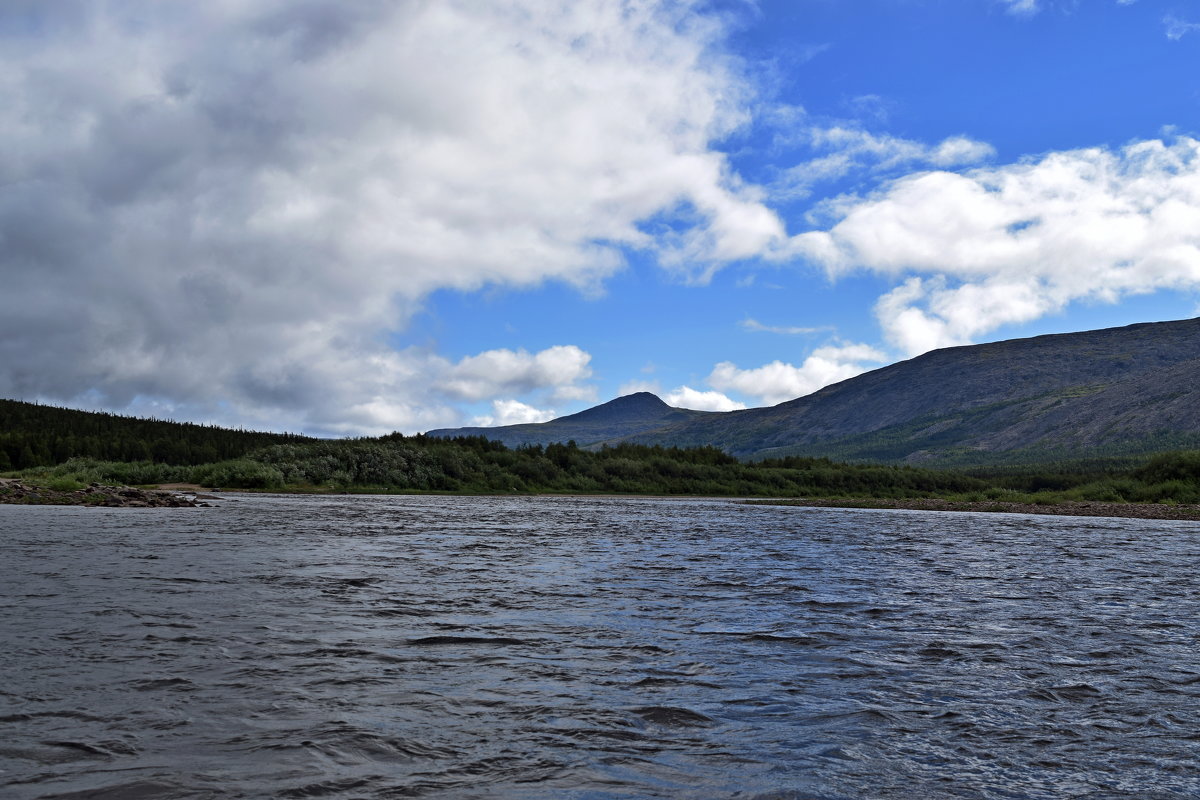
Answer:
[
  {"left": 626, "top": 318, "right": 1200, "bottom": 463},
  {"left": 426, "top": 392, "right": 716, "bottom": 448}
]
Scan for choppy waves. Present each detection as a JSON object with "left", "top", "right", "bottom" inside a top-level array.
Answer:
[{"left": 3, "top": 496, "right": 1200, "bottom": 798}]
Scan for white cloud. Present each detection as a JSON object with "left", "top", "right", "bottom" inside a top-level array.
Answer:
[
  {"left": 774, "top": 125, "right": 994, "bottom": 199},
  {"left": 664, "top": 386, "right": 747, "bottom": 411},
  {"left": 930, "top": 136, "right": 997, "bottom": 167},
  {"left": 0, "top": 0, "right": 782, "bottom": 433},
  {"left": 471, "top": 399, "right": 556, "bottom": 428},
  {"left": 999, "top": 0, "right": 1144, "bottom": 18},
  {"left": 707, "top": 343, "right": 887, "bottom": 405},
  {"left": 438, "top": 346, "right": 592, "bottom": 402},
  {"left": 1165, "top": 15, "right": 1200, "bottom": 40},
  {"left": 789, "top": 136, "right": 1200, "bottom": 355},
  {"left": 204, "top": 342, "right": 594, "bottom": 436},
  {"left": 740, "top": 318, "right": 830, "bottom": 335},
  {"left": 998, "top": 0, "right": 1040, "bottom": 16},
  {"left": 1000, "top": 0, "right": 1141, "bottom": 14}
]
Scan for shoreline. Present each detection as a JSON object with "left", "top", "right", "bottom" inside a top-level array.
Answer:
[
  {"left": 0, "top": 478, "right": 203, "bottom": 508},
  {"left": 5, "top": 477, "right": 1199, "bottom": 521},
  {"left": 743, "top": 496, "right": 1200, "bottom": 521}
]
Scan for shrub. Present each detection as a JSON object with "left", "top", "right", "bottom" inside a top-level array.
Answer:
[{"left": 192, "top": 459, "right": 284, "bottom": 490}]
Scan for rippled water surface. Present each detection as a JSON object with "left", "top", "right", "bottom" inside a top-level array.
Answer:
[{"left": 4, "top": 495, "right": 1200, "bottom": 799}]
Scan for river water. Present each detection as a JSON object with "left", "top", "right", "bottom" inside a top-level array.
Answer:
[{"left": 3, "top": 494, "right": 1200, "bottom": 799}]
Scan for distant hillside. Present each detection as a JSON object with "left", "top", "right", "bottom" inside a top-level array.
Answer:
[
  {"left": 627, "top": 318, "right": 1200, "bottom": 464},
  {"left": 11, "top": 318, "right": 1195, "bottom": 473},
  {"left": 426, "top": 318, "right": 1200, "bottom": 465},
  {"left": 426, "top": 392, "right": 716, "bottom": 448},
  {"left": 0, "top": 399, "right": 314, "bottom": 470}
]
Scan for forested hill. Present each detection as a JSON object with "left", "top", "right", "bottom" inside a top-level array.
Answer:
[
  {"left": 423, "top": 318, "right": 1200, "bottom": 466},
  {"left": 0, "top": 399, "right": 313, "bottom": 470}
]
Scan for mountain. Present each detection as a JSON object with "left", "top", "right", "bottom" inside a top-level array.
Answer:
[
  {"left": 627, "top": 318, "right": 1200, "bottom": 464},
  {"left": 428, "top": 318, "right": 1200, "bottom": 465},
  {"left": 425, "top": 392, "right": 717, "bottom": 448}
]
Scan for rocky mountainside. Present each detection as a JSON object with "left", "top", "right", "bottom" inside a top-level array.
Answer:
[
  {"left": 428, "top": 318, "right": 1200, "bottom": 465},
  {"left": 425, "top": 392, "right": 716, "bottom": 448}
]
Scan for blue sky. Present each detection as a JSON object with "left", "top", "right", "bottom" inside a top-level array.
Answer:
[
  {"left": 404, "top": 0, "right": 1200, "bottom": 425},
  {"left": 1, "top": 1, "right": 1198, "bottom": 434}
]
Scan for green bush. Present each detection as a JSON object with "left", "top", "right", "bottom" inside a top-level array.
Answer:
[
  {"left": 192, "top": 459, "right": 284, "bottom": 490},
  {"left": 1134, "top": 451, "right": 1200, "bottom": 484}
]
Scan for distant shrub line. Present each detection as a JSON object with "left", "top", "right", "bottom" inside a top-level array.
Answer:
[{"left": 13, "top": 435, "right": 1200, "bottom": 504}]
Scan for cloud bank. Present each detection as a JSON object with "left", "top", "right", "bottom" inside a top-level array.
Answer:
[
  {"left": 791, "top": 136, "right": 1200, "bottom": 356},
  {"left": 5, "top": 2, "right": 1198, "bottom": 433},
  {"left": 0, "top": 0, "right": 781, "bottom": 433},
  {"left": 663, "top": 387, "right": 747, "bottom": 412},
  {"left": 471, "top": 399, "right": 557, "bottom": 428},
  {"left": 708, "top": 343, "right": 887, "bottom": 406}
]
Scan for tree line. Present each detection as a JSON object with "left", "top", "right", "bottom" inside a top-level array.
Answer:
[
  {"left": 5, "top": 398, "right": 1200, "bottom": 503},
  {"left": 0, "top": 399, "right": 311, "bottom": 470}
]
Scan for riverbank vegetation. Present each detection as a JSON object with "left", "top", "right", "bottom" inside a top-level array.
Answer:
[
  {"left": 4, "top": 431, "right": 1200, "bottom": 506},
  {"left": 9, "top": 437, "right": 982, "bottom": 497},
  {"left": 3, "top": 399, "right": 1199, "bottom": 504}
]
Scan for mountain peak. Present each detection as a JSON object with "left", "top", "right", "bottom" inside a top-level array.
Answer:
[
  {"left": 603, "top": 392, "right": 670, "bottom": 410},
  {"left": 424, "top": 391, "right": 707, "bottom": 448},
  {"left": 556, "top": 392, "right": 670, "bottom": 424}
]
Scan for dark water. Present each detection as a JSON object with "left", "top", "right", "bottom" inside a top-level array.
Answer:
[{"left": 3, "top": 495, "right": 1200, "bottom": 799}]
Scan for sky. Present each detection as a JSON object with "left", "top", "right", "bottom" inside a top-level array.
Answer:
[{"left": 1, "top": 0, "right": 1199, "bottom": 436}]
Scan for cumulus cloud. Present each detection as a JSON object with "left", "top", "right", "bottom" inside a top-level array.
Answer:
[
  {"left": 614, "top": 380, "right": 744, "bottom": 411},
  {"left": 663, "top": 386, "right": 746, "bottom": 411},
  {"left": 790, "top": 136, "right": 1200, "bottom": 355},
  {"left": 471, "top": 399, "right": 556, "bottom": 428},
  {"left": 0, "top": 0, "right": 782, "bottom": 433},
  {"left": 437, "top": 346, "right": 592, "bottom": 403},
  {"left": 707, "top": 343, "right": 886, "bottom": 405},
  {"left": 195, "top": 342, "right": 594, "bottom": 436}
]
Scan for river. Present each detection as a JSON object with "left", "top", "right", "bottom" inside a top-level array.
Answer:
[{"left": 3, "top": 494, "right": 1199, "bottom": 798}]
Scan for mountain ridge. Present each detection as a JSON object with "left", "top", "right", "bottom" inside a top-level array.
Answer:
[{"left": 427, "top": 318, "right": 1200, "bottom": 464}]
